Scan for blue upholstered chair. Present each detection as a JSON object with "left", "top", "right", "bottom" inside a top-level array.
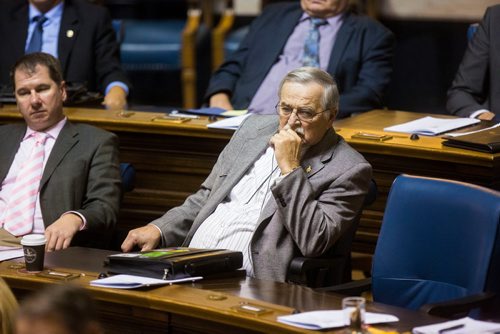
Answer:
[
  {"left": 118, "top": 5, "right": 209, "bottom": 109},
  {"left": 467, "top": 23, "right": 479, "bottom": 41},
  {"left": 320, "top": 174, "right": 500, "bottom": 319},
  {"left": 119, "top": 162, "right": 135, "bottom": 193}
]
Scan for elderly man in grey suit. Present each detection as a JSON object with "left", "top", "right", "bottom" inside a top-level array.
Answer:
[
  {"left": 0, "top": 52, "right": 121, "bottom": 251},
  {"left": 122, "top": 67, "right": 372, "bottom": 282}
]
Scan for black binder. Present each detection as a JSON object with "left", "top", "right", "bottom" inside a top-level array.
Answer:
[
  {"left": 443, "top": 126, "right": 500, "bottom": 153},
  {"left": 106, "top": 247, "right": 243, "bottom": 280}
]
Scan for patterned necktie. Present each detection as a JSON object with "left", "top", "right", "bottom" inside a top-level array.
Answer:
[
  {"left": 3, "top": 133, "right": 48, "bottom": 236},
  {"left": 302, "top": 18, "right": 327, "bottom": 67},
  {"left": 26, "top": 15, "right": 48, "bottom": 54}
]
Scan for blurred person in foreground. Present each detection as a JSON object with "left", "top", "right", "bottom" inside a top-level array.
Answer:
[
  {"left": 0, "top": 277, "right": 18, "bottom": 334},
  {"left": 16, "top": 284, "right": 103, "bottom": 334}
]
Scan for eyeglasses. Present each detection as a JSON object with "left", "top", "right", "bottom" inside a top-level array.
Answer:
[{"left": 275, "top": 103, "right": 327, "bottom": 122}]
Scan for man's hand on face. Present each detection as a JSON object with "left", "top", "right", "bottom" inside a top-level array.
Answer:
[
  {"left": 45, "top": 213, "right": 82, "bottom": 252},
  {"left": 121, "top": 224, "right": 161, "bottom": 252},
  {"left": 269, "top": 124, "right": 302, "bottom": 175}
]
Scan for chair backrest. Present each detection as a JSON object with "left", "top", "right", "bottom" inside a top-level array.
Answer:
[
  {"left": 467, "top": 23, "right": 479, "bottom": 41},
  {"left": 372, "top": 174, "right": 500, "bottom": 311},
  {"left": 120, "top": 163, "right": 135, "bottom": 193}
]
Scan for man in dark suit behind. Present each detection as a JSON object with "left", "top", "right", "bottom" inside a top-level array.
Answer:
[
  {"left": 0, "top": 0, "right": 130, "bottom": 110},
  {"left": 447, "top": 5, "right": 500, "bottom": 122},
  {"left": 0, "top": 52, "right": 121, "bottom": 251},
  {"left": 206, "top": 0, "right": 394, "bottom": 119}
]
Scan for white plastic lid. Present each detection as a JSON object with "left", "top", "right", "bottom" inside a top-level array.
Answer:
[{"left": 20, "top": 234, "right": 46, "bottom": 246}]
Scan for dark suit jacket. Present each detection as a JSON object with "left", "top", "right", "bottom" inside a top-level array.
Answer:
[
  {"left": 152, "top": 115, "right": 372, "bottom": 281},
  {"left": 447, "top": 5, "right": 500, "bottom": 121},
  {"left": 204, "top": 2, "right": 394, "bottom": 119},
  {"left": 0, "top": 0, "right": 129, "bottom": 94},
  {"left": 0, "top": 121, "right": 121, "bottom": 246}
]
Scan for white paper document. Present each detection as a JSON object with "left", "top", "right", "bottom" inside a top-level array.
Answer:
[
  {"left": 207, "top": 114, "right": 251, "bottom": 130},
  {"left": 0, "top": 246, "right": 24, "bottom": 262},
  {"left": 445, "top": 122, "right": 500, "bottom": 137},
  {"left": 412, "top": 317, "right": 500, "bottom": 334},
  {"left": 383, "top": 116, "right": 480, "bottom": 136},
  {"left": 277, "top": 310, "right": 399, "bottom": 330},
  {"left": 90, "top": 274, "right": 202, "bottom": 289}
]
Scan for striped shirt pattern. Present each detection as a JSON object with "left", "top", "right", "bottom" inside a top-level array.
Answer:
[{"left": 189, "top": 146, "right": 282, "bottom": 277}]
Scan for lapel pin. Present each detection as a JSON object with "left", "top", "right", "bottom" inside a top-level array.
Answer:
[
  {"left": 305, "top": 165, "right": 312, "bottom": 174},
  {"left": 66, "top": 30, "right": 74, "bottom": 38}
]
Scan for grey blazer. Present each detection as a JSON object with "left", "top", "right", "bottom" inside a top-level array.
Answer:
[
  {"left": 0, "top": 121, "right": 121, "bottom": 245},
  {"left": 152, "top": 115, "right": 372, "bottom": 282}
]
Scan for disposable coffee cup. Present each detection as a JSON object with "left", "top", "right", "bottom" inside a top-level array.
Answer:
[{"left": 20, "top": 234, "right": 46, "bottom": 273}]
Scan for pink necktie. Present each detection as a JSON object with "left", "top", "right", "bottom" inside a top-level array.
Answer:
[{"left": 3, "top": 132, "right": 48, "bottom": 236}]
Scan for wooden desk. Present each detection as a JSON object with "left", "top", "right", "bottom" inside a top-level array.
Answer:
[
  {"left": 334, "top": 110, "right": 499, "bottom": 256},
  {"left": 0, "top": 247, "right": 442, "bottom": 334},
  {"left": 1, "top": 107, "right": 498, "bottom": 262}
]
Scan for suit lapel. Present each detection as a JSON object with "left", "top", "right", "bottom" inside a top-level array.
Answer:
[
  {"left": 208, "top": 120, "right": 277, "bottom": 209},
  {"left": 258, "top": 129, "right": 339, "bottom": 223},
  {"left": 58, "top": 0, "right": 78, "bottom": 75},
  {"left": 328, "top": 12, "right": 355, "bottom": 75},
  {"left": 10, "top": 2, "right": 29, "bottom": 59},
  {"left": 0, "top": 125, "right": 26, "bottom": 183},
  {"left": 269, "top": 9, "right": 303, "bottom": 60},
  {"left": 40, "top": 122, "right": 78, "bottom": 189}
]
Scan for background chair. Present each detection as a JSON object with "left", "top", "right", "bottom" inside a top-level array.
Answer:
[
  {"left": 287, "top": 179, "right": 378, "bottom": 288},
  {"left": 320, "top": 174, "right": 500, "bottom": 319},
  {"left": 119, "top": 162, "right": 136, "bottom": 193},
  {"left": 111, "top": 0, "right": 210, "bottom": 109}
]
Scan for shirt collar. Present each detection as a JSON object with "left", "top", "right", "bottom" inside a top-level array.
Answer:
[
  {"left": 29, "top": 1, "right": 64, "bottom": 23},
  {"left": 24, "top": 117, "right": 67, "bottom": 141},
  {"left": 300, "top": 11, "right": 344, "bottom": 26}
]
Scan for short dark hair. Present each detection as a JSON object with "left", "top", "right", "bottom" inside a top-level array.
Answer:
[
  {"left": 10, "top": 52, "right": 63, "bottom": 89},
  {"left": 17, "top": 284, "right": 100, "bottom": 334}
]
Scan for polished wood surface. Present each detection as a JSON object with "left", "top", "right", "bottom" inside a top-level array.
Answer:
[
  {"left": 0, "top": 247, "right": 443, "bottom": 334},
  {"left": 334, "top": 110, "right": 500, "bottom": 257},
  {"left": 1, "top": 106, "right": 498, "bottom": 264}
]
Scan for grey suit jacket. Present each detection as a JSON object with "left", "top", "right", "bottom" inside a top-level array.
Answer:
[
  {"left": 0, "top": 121, "right": 121, "bottom": 245},
  {"left": 152, "top": 115, "right": 372, "bottom": 282},
  {"left": 447, "top": 5, "right": 500, "bottom": 121}
]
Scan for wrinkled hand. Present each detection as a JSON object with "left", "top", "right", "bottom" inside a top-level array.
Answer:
[
  {"left": 269, "top": 124, "right": 302, "bottom": 175},
  {"left": 209, "top": 92, "right": 233, "bottom": 111},
  {"left": 103, "top": 86, "right": 127, "bottom": 111},
  {"left": 121, "top": 224, "right": 161, "bottom": 252},
  {"left": 45, "top": 213, "right": 82, "bottom": 252}
]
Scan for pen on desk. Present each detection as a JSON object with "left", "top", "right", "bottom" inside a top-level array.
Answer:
[
  {"left": 169, "top": 110, "right": 199, "bottom": 119},
  {"left": 438, "top": 324, "right": 465, "bottom": 333}
]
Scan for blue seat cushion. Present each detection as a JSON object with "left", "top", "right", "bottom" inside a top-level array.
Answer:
[{"left": 121, "top": 20, "right": 185, "bottom": 70}]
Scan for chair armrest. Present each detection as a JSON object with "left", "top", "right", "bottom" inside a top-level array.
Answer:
[
  {"left": 316, "top": 278, "right": 372, "bottom": 296},
  {"left": 212, "top": 4, "right": 235, "bottom": 70},
  {"left": 420, "top": 291, "right": 496, "bottom": 319},
  {"left": 287, "top": 256, "right": 347, "bottom": 288}
]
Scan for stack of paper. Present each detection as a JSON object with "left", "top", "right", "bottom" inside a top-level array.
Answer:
[
  {"left": 0, "top": 246, "right": 24, "bottom": 262},
  {"left": 277, "top": 310, "right": 398, "bottom": 330},
  {"left": 90, "top": 274, "right": 202, "bottom": 289},
  {"left": 384, "top": 116, "right": 480, "bottom": 136},
  {"left": 413, "top": 317, "right": 500, "bottom": 334},
  {"left": 207, "top": 114, "right": 251, "bottom": 130}
]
